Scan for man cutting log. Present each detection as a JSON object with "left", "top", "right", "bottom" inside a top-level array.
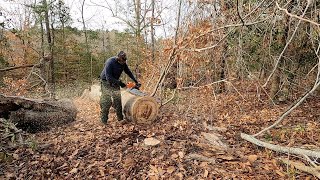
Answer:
[{"left": 99, "top": 51, "right": 141, "bottom": 125}]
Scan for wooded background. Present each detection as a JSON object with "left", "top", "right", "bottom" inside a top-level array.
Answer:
[
  {"left": 1, "top": 0, "right": 320, "bottom": 179},
  {"left": 0, "top": 0, "right": 319, "bottom": 101}
]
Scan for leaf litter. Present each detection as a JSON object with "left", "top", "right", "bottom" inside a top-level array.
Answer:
[{"left": 1, "top": 81, "right": 319, "bottom": 179}]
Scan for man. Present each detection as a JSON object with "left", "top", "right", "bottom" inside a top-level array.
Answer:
[{"left": 100, "top": 51, "right": 140, "bottom": 124}]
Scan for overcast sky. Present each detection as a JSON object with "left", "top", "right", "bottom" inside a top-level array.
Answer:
[{"left": 0, "top": 0, "right": 177, "bottom": 38}]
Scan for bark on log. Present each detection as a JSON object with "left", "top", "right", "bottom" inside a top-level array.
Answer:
[
  {"left": 121, "top": 89, "right": 159, "bottom": 124},
  {"left": 0, "top": 94, "right": 77, "bottom": 132}
]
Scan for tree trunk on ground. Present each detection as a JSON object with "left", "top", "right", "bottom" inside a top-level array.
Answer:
[
  {"left": 0, "top": 94, "right": 77, "bottom": 133},
  {"left": 121, "top": 89, "right": 159, "bottom": 124}
]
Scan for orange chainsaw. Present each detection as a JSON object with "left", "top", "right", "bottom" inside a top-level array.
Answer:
[{"left": 125, "top": 82, "right": 147, "bottom": 97}]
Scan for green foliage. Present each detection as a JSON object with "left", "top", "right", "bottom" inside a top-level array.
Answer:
[
  {"left": 0, "top": 54, "right": 8, "bottom": 67},
  {"left": 87, "top": 30, "right": 98, "bottom": 40},
  {"left": 65, "top": 26, "right": 81, "bottom": 36},
  {"left": 28, "top": 139, "right": 38, "bottom": 151}
]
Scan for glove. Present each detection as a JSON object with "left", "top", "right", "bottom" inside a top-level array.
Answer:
[
  {"left": 119, "top": 81, "right": 126, "bottom": 88},
  {"left": 135, "top": 82, "right": 141, "bottom": 89}
]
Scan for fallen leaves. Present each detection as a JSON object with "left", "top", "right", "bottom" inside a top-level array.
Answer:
[{"left": 1, "top": 85, "right": 319, "bottom": 179}]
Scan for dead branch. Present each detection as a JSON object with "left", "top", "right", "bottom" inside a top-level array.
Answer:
[
  {"left": 161, "top": 88, "right": 176, "bottom": 107},
  {"left": 280, "top": 158, "right": 320, "bottom": 178},
  {"left": 236, "top": 0, "right": 245, "bottom": 25},
  {"left": 193, "top": 0, "right": 270, "bottom": 41},
  {"left": 241, "top": 133, "right": 320, "bottom": 159},
  {"left": 0, "top": 64, "right": 36, "bottom": 72},
  {"left": 276, "top": 2, "right": 320, "bottom": 27},
  {"left": 186, "top": 154, "right": 216, "bottom": 164},
  {"left": 188, "top": 30, "right": 233, "bottom": 52},
  {"left": 263, "top": 2, "right": 311, "bottom": 87},
  {"left": 150, "top": 0, "right": 182, "bottom": 97},
  {"left": 254, "top": 81, "right": 320, "bottom": 137},
  {"left": 304, "top": 155, "right": 320, "bottom": 170},
  {"left": 177, "top": 79, "right": 228, "bottom": 90},
  {"left": 150, "top": 48, "right": 177, "bottom": 97}
]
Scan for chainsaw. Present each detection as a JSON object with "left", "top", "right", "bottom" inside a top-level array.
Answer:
[{"left": 125, "top": 82, "right": 147, "bottom": 97}]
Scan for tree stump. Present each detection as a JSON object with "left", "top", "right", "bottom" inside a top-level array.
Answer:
[
  {"left": 0, "top": 94, "right": 77, "bottom": 132},
  {"left": 121, "top": 89, "right": 159, "bottom": 124}
]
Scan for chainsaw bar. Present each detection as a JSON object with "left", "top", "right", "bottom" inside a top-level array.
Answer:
[{"left": 127, "top": 88, "right": 148, "bottom": 97}]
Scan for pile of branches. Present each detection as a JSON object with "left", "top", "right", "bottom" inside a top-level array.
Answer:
[{"left": 0, "top": 118, "right": 27, "bottom": 164}]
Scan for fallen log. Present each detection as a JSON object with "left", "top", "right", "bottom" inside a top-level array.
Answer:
[
  {"left": 0, "top": 94, "right": 77, "bottom": 132},
  {"left": 121, "top": 89, "right": 159, "bottom": 124}
]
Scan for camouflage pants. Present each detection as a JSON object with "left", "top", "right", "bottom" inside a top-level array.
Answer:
[{"left": 100, "top": 80, "right": 123, "bottom": 123}]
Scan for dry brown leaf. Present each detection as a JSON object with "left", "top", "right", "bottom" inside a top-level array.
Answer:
[
  {"left": 167, "top": 166, "right": 176, "bottom": 174},
  {"left": 203, "top": 169, "right": 209, "bottom": 178},
  {"left": 123, "top": 158, "right": 135, "bottom": 168},
  {"left": 98, "top": 167, "right": 105, "bottom": 176},
  {"left": 275, "top": 170, "right": 285, "bottom": 177},
  {"left": 69, "top": 168, "right": 78, "bottom": 174},
  {"left": 176, "top": 172, "right": 184, "bottom": 179},
  {"left": 87, "top": 162, "right": 96, "bottom": 169},
  {"left": 12, "top": 153, "right": 19, "bottom": 160},
  {"left": 150, "top": 165, "right": 158, "bottom": 174},
  {"left": 247, "top": 155, "right": 258, "bottom": 163},
  {"left": 5, "top": 173, "right": 15, "bottom": 178},
  {"left": 200, "top": 162, "right": 208, "bottom": 167},
  {"left": 171, "top": 153, "right": 178, "bottom": 159},
  {"left": 68, "top": 149, "right": 79, "bottom": 159},
  {"left": 40, "top": 155, "right": 50, "bottom": 162},
  {"left": 30, "top": 161, "right": 39, "bottom": 165},
  {"left": 144, "top": 138, "right": 161, "bottom": 146},
  {"left": 178, "top": 151, "right": 184, "bottom": 159}
]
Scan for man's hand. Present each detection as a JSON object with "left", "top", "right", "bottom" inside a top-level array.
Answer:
[
  {"left": 135, "top": 82, "right": 141, "bottom": 89},
  {"left": 119, "top": 81, "right": 126, "bottom": 88}
]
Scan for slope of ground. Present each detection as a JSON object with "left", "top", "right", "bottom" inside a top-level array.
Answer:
[{"left": 1, "top": 81, "right": 319, "bottom": 179}]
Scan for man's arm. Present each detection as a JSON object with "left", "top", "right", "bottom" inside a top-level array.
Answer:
[
  {"left": 124, "top": 64, "right": 138, "bottom": 83},
  {"left": 105, "top": 60, "right": 126, "bottom": 87}
]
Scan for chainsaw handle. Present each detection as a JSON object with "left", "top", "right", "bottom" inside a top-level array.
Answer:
[{"left": 135, "top": 83, "right": 141, "bottom": 89}]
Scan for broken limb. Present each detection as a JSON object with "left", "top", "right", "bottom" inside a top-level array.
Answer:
[
  {"left": 254, "top": 81, "right": 320, "bottom": 137},
  {"left": 280, "top": 158, "right": 320, "bottom": 178},
  {"left": 241, "top": 133, "right": 320, "bottom": 159}
]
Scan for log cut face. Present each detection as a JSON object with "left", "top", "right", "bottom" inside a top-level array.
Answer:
[
  {"left": 121, "top": 90, "right": 159, "bottom": 124},
  {"left": 0, "top": 94, "right": 77, "bottom": 132}
]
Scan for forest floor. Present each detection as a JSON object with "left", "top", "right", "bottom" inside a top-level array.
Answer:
[{"left": 1, "top": 80, "right": 320, "bottom": 179}]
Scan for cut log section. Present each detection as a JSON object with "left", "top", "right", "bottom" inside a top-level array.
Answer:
[
  {"left": 0, "top": 94, "right": 77, "bottom": 132},
  {"left": 121, "top": 89, "right": 159, "bottom": 124}
]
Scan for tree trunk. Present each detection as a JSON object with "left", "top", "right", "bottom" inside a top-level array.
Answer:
[
  {"left": 150, "top": 0, "right": 155, "bottom": 62},
  {"left": 121, "top": 89, "right": 159, "bottom": 124},
  {"left": 270, "top": 0, "right": 294, "bottom": 101},
  {"left": 43, "top": 0, "right": 55, "bottom": 98},
  {"left": 81, "top": 0, "right": 92, "bottom": 83},
  {"left": 218, "top": 0, "right": 227, "bottom": 93},
  {"left": 0, "top": 94, "right": 77, "bottom": 133}
]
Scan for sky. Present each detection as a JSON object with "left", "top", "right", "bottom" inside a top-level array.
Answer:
[{"left": 0, "top": 0, "right": 177, "bottom": 38}]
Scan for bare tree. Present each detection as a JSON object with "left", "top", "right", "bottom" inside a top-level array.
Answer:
[
  {"left": 81, "top": 0, "right": 93, "bottom": 83},
  {"left": 43, "top": 0, "right": 55, "bottom": 98},
  {"left": 150, "top": 0, "right": 155, "bottom": 62}
]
